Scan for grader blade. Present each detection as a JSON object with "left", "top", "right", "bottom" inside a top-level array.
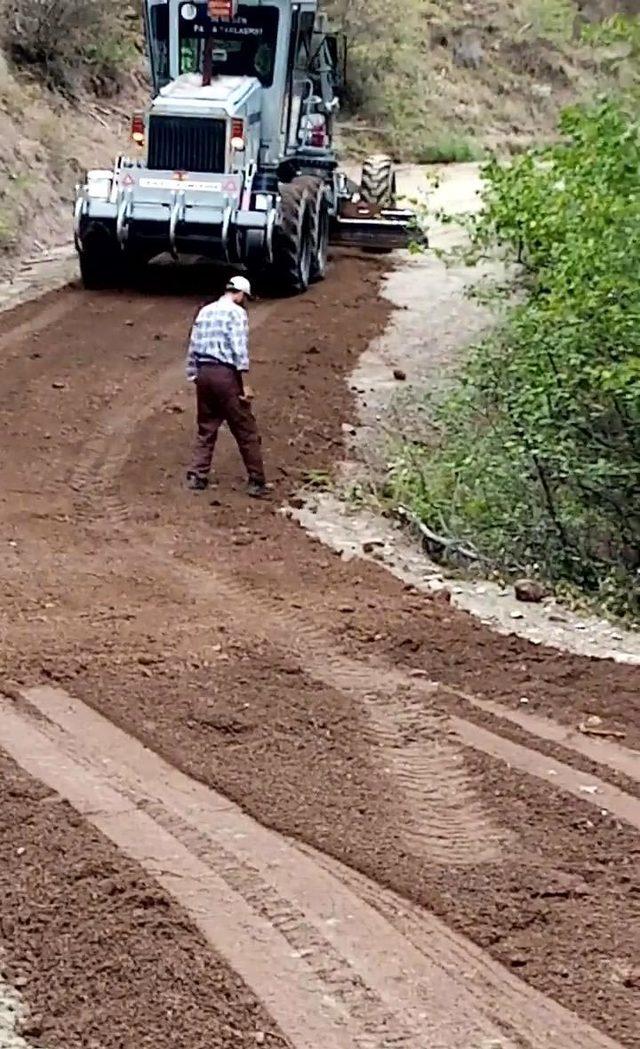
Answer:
[{"left": 332, "top": 199, "right": 424, "bottom": 252}]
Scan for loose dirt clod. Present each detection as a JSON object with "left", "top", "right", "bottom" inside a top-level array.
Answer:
[
  {"left": 515, "top": 579, "right": 547, "bottom": 603},
  {"left": 362, "top": 540, "right": 384, "bottom": 553},
  {"left": 578, "top": 717, "right": 626, "bottom": 740}
]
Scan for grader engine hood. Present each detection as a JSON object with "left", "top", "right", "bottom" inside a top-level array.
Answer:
[{"left": 153, "top": 72, "right": 261, "bottom": 119}]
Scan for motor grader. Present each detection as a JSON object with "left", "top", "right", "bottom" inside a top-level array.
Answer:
[{"left": 73, "top": 0, "right": 418, "bottom": 294}]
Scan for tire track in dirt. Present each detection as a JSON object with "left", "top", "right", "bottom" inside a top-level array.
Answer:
[
  {"left": 69, "top": 301, "right": 189, "bottom": 524},
  {"left": 0, "top": 702, "right": 332, "bottom": 1049},
  {"left": 2, "top": 684, "right": 625, "bottom": 1049},
  {"left": 170, "top": 556, "right": 508, "bottom": 867},
  {"left": 70, "top": 362, "right": 184, "bottom": 524},
  {"left": 164, "top": 556, "right": 640, "bottom": 835},
  {"left": 300, "top": 843, "right": 616, "bottom": 1049},
  {"left": 358, "top": 689, "right": 507, "bottom": 864},
  {"left": 0, "top": 293, "right": 80, "bottom": 353},
  {"left": 451, "top": 714, "right": 640, "bottom": 830},
  {"left": 442, "top": 689, "right": 640, "bottom": 784}
]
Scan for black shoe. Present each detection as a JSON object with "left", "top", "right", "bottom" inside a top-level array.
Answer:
[
  {"left": 186, "top": 471, "right": 208, "bottom": 491},
  {"left": 247, "top": 479, "right": 272, "bottom": 499}
]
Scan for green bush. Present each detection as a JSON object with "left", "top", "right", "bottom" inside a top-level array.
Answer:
[
  {"left": 413, "top": 134, "right": 482, "bottom": 164},
  {"left": 386, "top": 98, "right": 640, "bottom": 619},
  {"left": 0, "top": 0, "right": 136, "bottom": 93}
]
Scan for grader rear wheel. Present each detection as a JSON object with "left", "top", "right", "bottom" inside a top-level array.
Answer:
[
  {"left": 359, "top": 154, "right": 398, "bottom": 254},
  {"left": 292, "top": 176, "right": 329, "bottom": 283}
]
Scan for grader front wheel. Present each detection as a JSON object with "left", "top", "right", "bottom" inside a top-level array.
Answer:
[
  {"left": 78, "top": 235, "right": 119, "bottom": 290},
  {"left": 270, "top": 183, "right": 314, "bottom": 296}
]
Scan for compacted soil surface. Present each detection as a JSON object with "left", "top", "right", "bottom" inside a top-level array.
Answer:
[
  {"left": 0, "top": 752, "right": 286, "bottom": 1049},
  {"left": 0, "top": 254, "right": 639, "bottom": 1048}
]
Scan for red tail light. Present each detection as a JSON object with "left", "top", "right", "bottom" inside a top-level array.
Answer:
[
  {"left": 131, "top": 112, "right": 144, "bottom": 145},
  {"left": 230, "top": 117, "right": 245, "bottom": 149},
  {"left": 310, "top": 126, "right": 326, "bottom": 147}
]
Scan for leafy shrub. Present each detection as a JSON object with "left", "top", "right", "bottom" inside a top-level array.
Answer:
[
  {"left": 386, "top": 98, "right": 640, "bottom": 619},
  {"left": 0, "top": 0, "right": 136, "bottom": 93},
  {"left": 584, "top": 12, "right": 640, "bottom": 86},
  {"left": 413, "top": 134, "right": 482, "bottom": 164}
]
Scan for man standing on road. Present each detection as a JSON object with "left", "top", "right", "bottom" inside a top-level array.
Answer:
[{"left": 185, "top": 276, "right": 269, "bottom": 498}]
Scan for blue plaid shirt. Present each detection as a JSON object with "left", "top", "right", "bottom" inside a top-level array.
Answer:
[{"left": 186, "top": 296, "right": 249, "bottom": 381}]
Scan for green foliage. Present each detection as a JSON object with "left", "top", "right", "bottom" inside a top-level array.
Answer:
[
  {"left": 0, "top": 0, "right": 137, "bottom": 93},
  {"left": 85, "top": 32, "right": 139, "bottom": 88},
  {"left": 387, "top": 98, "right": 640, "bottom": 619},
  {"left": 583, "top": 13, "right": 640, "bottom": 89},
  {"left": 413, "top": 134, "right": 482, "bottom": 165},
  {"left": 520, "top": 0, "right": 577, "bottom": 44}
]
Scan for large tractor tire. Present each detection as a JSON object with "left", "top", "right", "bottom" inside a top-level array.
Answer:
[
  {"left": 359, "top": 154, "right": 398, "bottom": 255},
  {"left": 270, "top": 182, "right": 314, "bottom": 295},
  {"left": 291, "top": 176, "right": 329, "bottom": 283},
  {"left": 360, "top": 153, "right": 397, "bottom": 209}
]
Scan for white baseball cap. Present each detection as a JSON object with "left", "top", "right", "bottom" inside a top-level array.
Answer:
[{"left": 226, "top": 275, "right": 253, "bottom": 297}]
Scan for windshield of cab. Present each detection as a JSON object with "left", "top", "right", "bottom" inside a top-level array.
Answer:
[{"left": 178, "top": 2, "right": 279, "bottom": 86}]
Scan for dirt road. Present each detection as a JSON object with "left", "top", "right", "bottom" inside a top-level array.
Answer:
[{"left": 0, "top": 255, "right": 639, "bottom": 1048}]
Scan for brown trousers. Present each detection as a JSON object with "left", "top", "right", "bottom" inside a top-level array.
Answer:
[{"left": 191, "top": 363, "right": 265, "bottom": 483}]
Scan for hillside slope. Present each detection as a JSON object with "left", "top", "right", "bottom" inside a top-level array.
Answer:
[
  {"left": 0, "top": 59, "right": 138, "bottom": 277},
  {"left": 332, "top": 0, "right": 640, "bottom": 157},
  {"left": 0, "top": 0, "right": 141, "bottom": 277}
]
